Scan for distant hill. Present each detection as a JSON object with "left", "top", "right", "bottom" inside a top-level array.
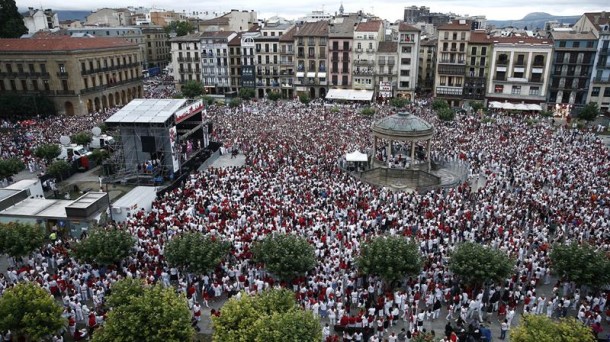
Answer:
[
  {"left": 56, "top": 10, "right": 91, "bottom": 22},
  {"left": 488, "top": 12, "right": 580, "bottom": 29}
]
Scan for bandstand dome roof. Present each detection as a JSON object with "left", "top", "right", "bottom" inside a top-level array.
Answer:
[{"left": 372, "top": 111, "right": 434, "bottom": 140}]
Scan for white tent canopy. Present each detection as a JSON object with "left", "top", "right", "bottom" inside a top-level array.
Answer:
[
  {"left": 326, "top": 89, "right": 374, "bottom": 101},
  {"left": 345, "top": 151, "right": 368, "bottom": 162},
  {"left": 488, "top": 101, "right": 542, "bottom": 111}
]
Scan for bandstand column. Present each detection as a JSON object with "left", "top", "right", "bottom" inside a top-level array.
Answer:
[
  {"left": 373, "top": 136, "right": 377, "bottom": 158},
  {"left": 387, "top": 139, "right": 392, "bottom": 161},
  {"left": 410, "top": 140, "right": 415, "bottom": 167},
  {"left": 426, "top": 139, "right": 431, "bottom": 172}
]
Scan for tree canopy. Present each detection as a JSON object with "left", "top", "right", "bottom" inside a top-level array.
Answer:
[
  {"left": 164, "top": 20, "right": 195, "bottom": 37},
  {"left": 267, "top": 91, "right": 282, "bottom": 101},
  {"left": 252, "top": 234, "right": 316, "bottom": 282},
  {"left": 0, "top": 157, "right": 24, "bottom": 179},
  {"left": 549, "top": 243, "right": 610, "bottom": 290},
  {"left": 71, "top": 228, "right": 135, "bottom": 266},
  {"left": 448, "top": 242, "right": 513, "bottom": 288},
  {"left": 164, "top": 232, "right": 231, "bottom": 275},
  {"left": 180, "top": 80, "right": 203, "bottom": 98},
  {"left": 47, "top": 160, "right": 72, "bottom": 180},
  {"left": 92, "top": 279, "right": 194, "bottom": 342},
  {"left": 34, "top": 143, "right": 61, "bottom": 164},
  {"left": 239, "top": 88, "right": 255, "bottom": 100},
  {"left": 437, "top": 106, "right": 456, "bottom": 121},
  {"left": 389, "top": 97, "right": 409, "bottom": 109},
  {"left": 0, "top": 0, "right": 28, "bottom": 38},
  {"left": 0, "top": 282, "right": 65, "bottom": 341},
  {"left": 356, "top": 236, "right": 422, "bottom": 288},
  {"left": 71, "top": 131, "right": 92, "bottom": 146},
  {"left": 0, "top": 222, "right": 45, "bottom": 258},
  {"left": 431, "top": 99, "right": 449, "bottom": 111},
  {"left": 212, "top": 289, "right": 322, "bottom": 342},
  {"left": 299, "top": 93, "right": 310, "bottom": 105},
  {"left": 578, "top": 102, "right": 599, "bottom": 122},
  {"left": 510, "top": 315, "right": 595, "bottom": 342}
]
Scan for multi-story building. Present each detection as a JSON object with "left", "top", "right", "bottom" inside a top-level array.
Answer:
[
  {"left": 279, "top": 26, "right": 297, "bottom": 99},
  {"left": 352, "top": 20, "right": 384, "bottom": 93},
  {"left": 68, "top": 27, "right": 146, "bottom": 67},
  {"left": 575, "top": 12, "right": 610, "bottom": 114},
  {"left": 227, "top": 33, "right": 243, "bottom": 94},
  {"left": 404, "top": 6, "right": 450, "bottom": 27},
  {"left": 254, "top": 22, "right": 294, "bottom": 98},
  {"left": 487, "top": 37, "right": 553, "bottom": 108},
  {"left": 548, "top": 30, "right": 598, "bottom": 114},
  {"left": 170, "top": 33, "right": 202, "bottom": 91},
  {"left": 328, "top": 15, "right": 360, "bottom": 89},
  {"left": 396, "top": 23, "right": 420, "bottom": 99},
  {"left": 195, "top": 10, "right": 257, "bottom": 33},
  {"left": 418, "top": 38, "right": 437, "bottom": 93},
  {"left": 294, "top": 21, "right": 329, "bottom": 99},
  {"left": 85, "top": 8, "right": 132, "bottom": 27},
  {"left": 434, "top": 20, "right": 471, "bottom": 107},
  {"left": 464, "top": 30, "right": 492, "bottom": 103},
  {"left": 0, "top": 36, "right": 143, "bottom": 115},
  {"left": 240, "top": 32, "right": 259, "bottom": 92},
  {"left": 22, "top": 7, "right": 59, "bottom": 34},
  {"left": 200, "top": 31, "right": 238, "bottom": 95},
  {"left": 376, "top": 42, "right": 398, "bottom": 98},
  {"left": 141, "top": 26, "right": 171, "bottom": 69}
]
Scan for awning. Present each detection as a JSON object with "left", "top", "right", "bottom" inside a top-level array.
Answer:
[
  {"left": 503, "top": 103, "right": 516, "bottom": 110},
  {"left": 296, "top": 72, "right": 304, "bottom": 77},
  {"left": 345, "top": 151, "right": 368, "bottom": 162},
  {"left": 306, "top": 72, "right": 316, "bottom": 78},
  {"left": 488, "top": 101, "right": 503, "bottom": 109},
  {"left": 527, "top": 104, "right": 542, "bottom": 111},
  {"left": 514, "top": 103, "right": 529, "bottom": 111},
  {"left": 326, "top": 89, "right": 374, "bottom": 101},
  {"left": 317, "top": 72, "right": 327, "bottom": 78}
]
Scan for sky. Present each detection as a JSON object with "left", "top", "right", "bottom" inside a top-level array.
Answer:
[{"left": 16, "top": 0, "right": 610, "bottom": 21}]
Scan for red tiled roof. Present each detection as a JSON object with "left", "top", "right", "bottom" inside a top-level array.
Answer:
[
  {"left": 437, "top": 21, "right": 471, "bottom": 31},
  {"left": 398, "top": 23, "right": 419, "bottom": 32},
  {"left": 469, "top": 31, "right": 491, "bottom": 44},
  {"left": 294, "top": 21, "right": 328, "bottom": 37},
  {"left": 279, "top": 26, "right": 298, "bottom": 42},
  {"left": 0, "top": 37, "right": 137, "bottom": 52},
  {"left": 377, "top": 41, "right": 397, "bottom": 53},
  {"left": 228, "top": 32, "right": 243, "bottom": 46},
  {"left": 584, "top": 12, "right": 610, "bottom": 29},
  {"left": 355, "top": 20, "right": 383, "bottom": 32}
]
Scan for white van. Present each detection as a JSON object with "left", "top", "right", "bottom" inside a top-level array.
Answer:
[
  {"left": 58, "top": 144, "right": 92, "bottom": 162},
  {"left": 90, "top": 134, "right": 115, "bottom": 149}
]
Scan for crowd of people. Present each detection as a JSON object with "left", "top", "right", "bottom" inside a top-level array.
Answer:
[{"left": 1, "top": 89, "right": 609, "bottom": 341}]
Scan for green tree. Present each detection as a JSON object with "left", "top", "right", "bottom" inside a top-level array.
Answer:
[
  {"left": 92, "top": 280, "right": 194, "bottom": 342},
  {"left": 0, "top": 222, "right": 45, "bottom": 258},
  {"left": 267, "top": 91, "right": 282, "bottom": 101},
  {"left": 470, "top": 101, "right": 485, "bottom": 113},
  {"left": 90, "top": 148, "right": 110, "bottom": 165},
  {"left": 180, "top": 80, "right": 203, "bottom": 98},
  {"left": 437, "top": 106, "right": 455, "bottom": 121},
  {"left": 71, "top": 131, "right": 92, "bottom": 146},
  {"left": 164, "top": 20, "right": 195, "bottom": 37},
  {"left": 165, "top": 232, "right": 230, "bottom": 275},
  {"left": 212, "top": 289, "right": 321, "bottom": 342},
  {"left": 229, "top": 98, "right": 242, "bottom": 108},
  {"left": 34, "top": 143, "right": 61, "bottom": 164},
  {"left": 578, "top": 102, "right": 599, "bottom": 122},
  {"left": 431, "top": 99, "right": 449, "bottom": 111},
  {"left": 299, "top": 93, "right": 310, "bottom": 105},
  {"left": 47, "top": 160, "right": 72, "bottom": 180},
  {"left": 549, "top": 243, "right": 610, "bottom": 290},
  {"left": 0, "top": 157, "right": 24, "bottom": 179},
  {"left": 0, "top": 282, "right": 65, "bottom": 341},
  {"left": 510, "top": 315, "right": 595, "bottom": 342},
  {"left": 252, "top": 234, "right": 316, "bottom": 282},
  {"left": 238, "top": 88, "right": 255, "bottom": 100},
  {"left": 390, "top": 97, "right": 409, "bottom": 109},
  {"left": 356, "top": 236, "right": 422, "bottom": 289},
  {"left": 360, "top": 106, "right": 376, "bottom": 116},
  {"left": 448, "top": 242, "right": 513, "bottom": 289},
  {"left": 201, "top": 95, "right": 215, "bottom": 105},
  {"left": 71, "top": 228, "right": 135, "bottom": 266},
  {"left": 0, "top": 0, "right": 27, "bottom": 38}
]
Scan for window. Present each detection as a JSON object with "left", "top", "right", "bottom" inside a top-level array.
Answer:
[
  {"left": 17, "top": 64, "right": 23, "bottom": 73},
  {"left": 559, "top": 41, "right": 566, "bottom": 48},
  {"left": 572, "top": 41, "right": 580, "bottom": 48},
  {"left": 28, "top": 64, "right": 35, "bottom": 73},
  {"left": 401, "top": 58, "right": 411, "bottom": 65},
  {"left": 529, "top": 87, "right": 540, "bottom": 96},
  {"left": 401, "top": 46, "right": 412, "bottom": 53},
  {"left": 400, "top": 81, "right": 410, "bottom": 88},
  {"left": 59, "top": 64, "right": 66, "bottom": 73},
  {"left": 400, "top": 70, "right": 410, "bottom": 76},
  {"left": 591, "top": 87, "right": 600, "bottom": 97},
  {"left": 533, "top": 55, "right": 544, "bottom": 66},
  {"left": 20, "top": 80, "right": 27, "bottom": 91},
  {"left": 494, "top": 85, "right": 504, "bottom": 93},
  {"left": 43, "top": 80, "right": 49, "bottom": 91},
  {"left": 481, "top": 47, "right": 487, "bottom": 55},
  {"left": 513, "top": 71, "right": 524, "bottom": 78},
  {"left": 495, "top": 71, "right": 506, "bottom": 80},
  {"left": 471, "top": 46, "right": 477, "bottom": 55},
  {"left": 604, "top": 87, "right": 610, "bottom": 97},
  {"left": 342, "top": 75, "right": 348, "bottom": 85},
  {"left": 40, "top": 64, "right": 46, "bottom": 74},
  {"left": 511, "top": 86, "right": 521, "bottom": 95},
  {"left": 516, "top": 54, "right": 525, "bottom": 66}
]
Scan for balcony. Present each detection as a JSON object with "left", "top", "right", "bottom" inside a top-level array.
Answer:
[
  {"left": 435, "top": 86, "right": 463, "bottom": 96},
  {"left": 592, "top": 77, "right": 610, "bottom": 84},
  {"left": 378, "top": 59, "right": 386, "bottom": 65},
  {"left": 496, "top": 60, "right": 508, "bottom": 66},
  {"left": 355, "top": 48, "right": 363, "bottom": 53},
  {"left": 354, "top": 59, "right": 374, "bottom": 66},
  {"left": 353, "top": 69, "right": 374, "bottom": 75},
  {"left": 438, "top": 59, "right": 465, "bottom": 65},
  {"left": 57, "top": 72, "right": 69, "bottom": 78}
]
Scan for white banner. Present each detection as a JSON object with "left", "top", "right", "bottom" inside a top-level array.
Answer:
[
  {"left": 168, "top": 126, "right": 180, "bottom": 172},
  {"left": 175, "top": 100, "right": 204, "bottom": 123}
]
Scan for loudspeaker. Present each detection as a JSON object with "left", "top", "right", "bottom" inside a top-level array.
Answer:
[
  {"left": 207, "top": 122, "right": 213, "bottom": 134},
  {"left": 141, "top": 136, "right": 156, "bottom": 153}
]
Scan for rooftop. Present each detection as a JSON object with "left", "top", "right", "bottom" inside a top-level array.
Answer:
[
  {"left": 294, "top": 21, "right": 329, "bottom": 37},
  {"left": 328, "top": 16, "right": 360, "bottom": 38},
  {"left": 105, "top": 99, "right": 187, "bottom": 124},
  {"left": 437, "top": 21, "right": 471, "bottom": 31},
  {"left": 0, "top": 37, "right": 137, "bottom": 52},
  {"left": 584, "top": 12, "right": 610, "bottom": 29},
  {"left": 372, "top": 112, "right": 434, "bottom": 139},
  {"left": 377, "top": 41, "right": 397, "bottom": 53},
  {"left": 0, "top": 198, "right": 70, "bottom": 219},
  {"left": 355, "top": 20, "right": 383, "bottom": 32},
  {"left": 398, "top": 22, "right": 420, "bottom": 32},
  {"left": 550, "top": 30, "right": 598, "bottom": 41}
]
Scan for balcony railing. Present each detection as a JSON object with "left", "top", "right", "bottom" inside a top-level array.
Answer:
[{"left": 57, "top": 72, "right": 69, "bottom": 78}]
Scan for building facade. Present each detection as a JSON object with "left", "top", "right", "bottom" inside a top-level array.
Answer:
[
  {"left": 0, "top": 37, "right": 143, "bottom": 116},
  {"left": 240, "top": 32, "right": 259, "bottom": 92},
  {"left": 434, "top": 20, "right": 471, "bottom": 107},
  {"left": 464, "top": 30, "right": 492, "bottom": 103},
  {"left": 170, "top": 33, "right": 202, "bottom": 91},
  {"left": 548, "top": 30, "right": 598, "bottom": 114},
  {"left": 22, "top": 8, "right": 59, "bottom": 34},
  {"left": 418, "top": 38, "right": 437, "bottom": 93},
  {"left": 85, "top": 8, "right": 132, "bottom": 27},
  {"left": 376, "top": 42, "right": 398, "bottom": 99},
  {"left": 68, "top": 27, "right": 146, "bottom": 67},
  {"left": 254, "top": 22, "right": 294, "bottom": 98},
  {"left": 200, "top": 31, "right": 238, "bottom": 95},
  {"left": 141, "top": 26, "right": 171, "bottom": 69},
  {"left": 328, "top": 15, "right": 359, "bottom": 89},
  {"left": 294, "top": 21, "right": 329, "bottom": 99},
  {"left": 486, "top": 37, "right": 553, "bottom": 107},
  {"left": 352, "top": 21, "right": 384, "bottom": 93},
  {"left": 279, "top": 27, "right": 297, "bottom": 99},
  {"left": 227, "top": 33, "right": 243, "bottom": 94},
  {"left": 396, "top": 23, "right": 420, "bottom": 99}
]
